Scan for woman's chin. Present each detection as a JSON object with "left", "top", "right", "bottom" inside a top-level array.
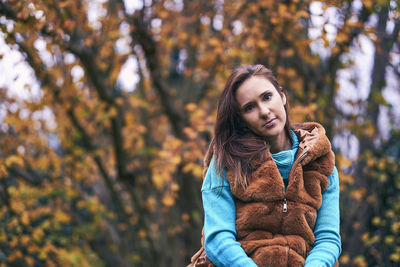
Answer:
[{"left": 259, "top": 127, "right": 285, "bottom": 141}]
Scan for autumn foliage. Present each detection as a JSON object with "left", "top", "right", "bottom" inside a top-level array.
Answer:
[{"left": 0, "top": 0, "right": 399, "bottom": 266}]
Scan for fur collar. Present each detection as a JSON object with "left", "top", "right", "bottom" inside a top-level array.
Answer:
[{"left": 227, "top": 122, "right": 335, "bottom": 203}]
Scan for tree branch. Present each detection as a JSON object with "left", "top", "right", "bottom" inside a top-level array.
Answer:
[
  {"left": 67, "top": 32, "right": 115, "bottom": 104},
  {"left": 5, "top": 30, "right": 131, "bottom": 225},
  {"left": 130, "top": 15, "right": 186, "bottom": 138},
  {"left": 7, "top": 166, "right": 42, "bottom": 185},
  {"left": 0, "top": 178, "right": 11, "bottom": 209}
]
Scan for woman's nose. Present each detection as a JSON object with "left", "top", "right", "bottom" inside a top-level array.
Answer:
[{"left": 259, "top": 103, "right": 270, "bottom": 117}]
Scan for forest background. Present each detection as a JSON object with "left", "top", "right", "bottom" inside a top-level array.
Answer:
[{"left": 0, "top": 0, "right": 399, "bottom": 266}]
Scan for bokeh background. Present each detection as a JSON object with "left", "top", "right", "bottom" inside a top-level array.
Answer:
[{"left": 0, "top": 0, "right": 399, "bottom": 266}]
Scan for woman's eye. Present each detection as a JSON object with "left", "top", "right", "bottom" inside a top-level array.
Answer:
[
  {"left": 244, "top": 105, "right": 254, "bottom": 113},
  {"left": 263, "top": 93, "right": 272, "bottom": 101}
]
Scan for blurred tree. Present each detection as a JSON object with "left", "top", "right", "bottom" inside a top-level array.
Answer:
[{"left": 0, "top": 0, "right": 399, "bottom": 266}]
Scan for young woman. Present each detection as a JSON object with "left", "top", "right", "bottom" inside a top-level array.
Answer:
[{"left": 194, "top": 64, "right": 341, "bottom": 266}]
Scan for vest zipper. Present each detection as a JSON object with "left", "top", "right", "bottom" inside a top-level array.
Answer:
[
  {"left": 283, "top": 198, "right": 287, "bottom": 212},
  {"left": 282, "top": 148, "right": 308, "bottom": 213}
]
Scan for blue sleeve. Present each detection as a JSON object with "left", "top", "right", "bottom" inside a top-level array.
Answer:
[
  {"left": 304, "top": 166, "right": 342, "bottom": 267},
  {"left": 202, "top": 159, "right": 258, "bottom": 267}
]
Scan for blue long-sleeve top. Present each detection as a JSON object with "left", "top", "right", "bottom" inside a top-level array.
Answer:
[{"left": 202, "top": 131, "right": 341, "bottom": 267}]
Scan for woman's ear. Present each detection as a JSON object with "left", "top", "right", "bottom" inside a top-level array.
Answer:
[{"left": 280, "top": 91, "right": 287, "bottom": 105}]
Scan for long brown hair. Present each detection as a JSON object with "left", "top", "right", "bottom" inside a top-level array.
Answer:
[{"left": 205, "top": 64, "right": 292, "bottom": 189}]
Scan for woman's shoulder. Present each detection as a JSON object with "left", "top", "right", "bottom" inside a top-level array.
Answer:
[
  {"left": 201, "top": 157, "right": 230, "bottom": 191},
  {"left": 327, "top": 166, "right": 339, "bottom": 189}
]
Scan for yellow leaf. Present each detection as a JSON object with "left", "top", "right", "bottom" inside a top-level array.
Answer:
[
  {"left": 363, "top": 124, "right": 376, "bottom": 137},
  {"left": 9, "top": 236, "right": 18, "bottom": 248},
  {"left": 21, "top": 212, "right": 30, "bottom": 225},
  {"left": 59, "top": 0, "right": 74, "bottom": 8},
  {"left": 108, "top": 106, "right": 118, "bottom": 118},
  {"left": 181, "top": 213, "right": 190, "bottom": 222},
  {"left": 336, "top": 32, "right": 348, "bottom": 43},
  {"left": 5, "top": 155, "right": 24, "bottom": 168},
  {"left": 296, "top": 10, "right": 310, "bottom": 19},
  {"left": 33, "top": 228, "right": 45, "bottom": 242},
  {"left": 0, "top": 165, "right": 8, "bottom": 178},
  {"left": 0, "top": 231, "right": 6, "bottom": 242},
  {"left": 363, "top": 0, "right": 374, "bottom": 9},
  {"left": 152, "top": 173, "right": 164, "bottom": 189},
  {"left": 146, "top": 196, "right": 157, "bottom": 212},
  {"left": 192, "top": 164, "right": 203, "bottom": 179},
  {"left": 11, "top": 201, "right": 25, "bottom": 213},
  {"left": 350, "top": 188, "right": 366, "bottom": 201},
  {"left": 20, "top": 235, "right": 30, "bottom": 246},
  {"left": 391, "top": 222, "right": 400, "bottom": 234},
  {"left": 183, "top": 127, "right": 198, "bottom": 139},
  {"left": 208, "top": 38, "right": 220, "bottom": 47},
  {"left": 337, "top": 154, "right": 351, "bottom": 168},
  {"left": 340, "top": 254, "right": 350, "bottom": 264},
  {"left": 170, "top": 182, "right": 179, "bottom": 191},
  {"left": 162, "top": 195, "right": 175, "bottom": 207},
  {"left": 352, "top": 255, "right": 367, "bottom": 267},
  {"left": 182, "top": 162, "right": 194, "bottom": 173},
  {"left": 331, "top": 46, "right": 340, "bottom": 55},
  {"left": 390, "top": 253, "right": 400, "bottom": 262},
  {"left": 54, "top": 210, "right": 70, "bottom": 223},
  {"left": 371, "top": 216, "right": 381, "bottom": 226},
  {"left": 384, "top": 235, "right": 394, "bottom": 245},
  {"left": 278, "top": 4, "right": 288, "bottom": 15},
  {"left": 8, "top": 250, "right": 23, "bottom": 262},
  {"left": 339, "top": 173, "right": 354, "bottom": 185},
  {"left": 25, "top": 256, "right": 35, "bottom": 266},
  {"left": 138, "top": 229, "right": 147, "bottom": 238},
  {"left": 171, "top": 155, "right": 181, "bottom": 165}
]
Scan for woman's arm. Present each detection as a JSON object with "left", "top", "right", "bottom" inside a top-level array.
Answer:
[
  {"left": 304, "top": 166, "right": 342, "bottom": 267},
  {"left": 202, "top": 159, "right": 258, "bottom": 267}
]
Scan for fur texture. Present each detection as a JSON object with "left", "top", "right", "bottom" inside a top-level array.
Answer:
[{"left": 225, "top": 122, "right": 335, "bottom": 267}]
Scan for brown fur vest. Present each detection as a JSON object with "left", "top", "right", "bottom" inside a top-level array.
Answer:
[{"left": 224, "top": 122, "right": 335, "bottom": 267}]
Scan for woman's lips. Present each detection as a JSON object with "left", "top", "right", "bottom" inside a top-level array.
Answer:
[{"left": 263, "top": 118, "right": 276, "bottom": 128}]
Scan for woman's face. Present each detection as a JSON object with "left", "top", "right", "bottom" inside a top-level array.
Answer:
[{"left": 235, "top": 76, "right": 287, "bottom": 143}]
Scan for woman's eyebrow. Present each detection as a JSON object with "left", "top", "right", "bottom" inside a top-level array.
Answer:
[
  {"left": 240, "top": 88, "right": 273, "bottom": 109},
  {"left": 258, "top": 89, "right": 271, "bottom": 98},
  {"left": 241, "top": 101, "right": 252, "bottom": 108},
  {"left": 241, "top": 100, "right": 254, "bottom": 109},
  {"left": 240, "top": 90, "right": 272, "bottom": 108}
]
